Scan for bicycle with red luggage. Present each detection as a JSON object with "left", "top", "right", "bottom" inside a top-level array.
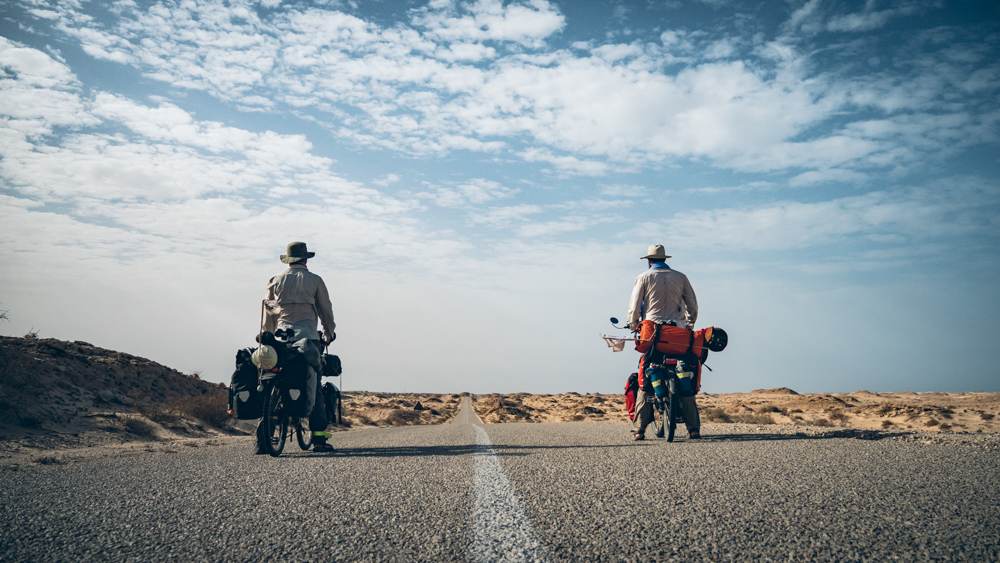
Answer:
[{"left": 610, "top": 317, "right": 728, "bottom": 442}]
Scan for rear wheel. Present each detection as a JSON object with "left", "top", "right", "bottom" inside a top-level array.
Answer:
[
  {"left": 334, "top": 391, "right": 342, "bottom": 425},
  {"left": 666, "top": 390, "right": 679, "bottom": 443},
  {"left": 295, "top": 418, "right": 312, "bottom": 450},
  {"left": 263, "top": 386, "right": 287, "bottom": 457}
]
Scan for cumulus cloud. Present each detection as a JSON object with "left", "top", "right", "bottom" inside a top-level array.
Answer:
[
  {"left": 13, "top": 0, "right": 996, "bottom": 183},
  {"left": 412, "top": 0, "right": 565, "bottom": 47},
  {"left": 417, "top": 178, "right": 518, "bottom": 208},
  {"left": 641, "top": 179, "right": 1000, "bottom": 255}
]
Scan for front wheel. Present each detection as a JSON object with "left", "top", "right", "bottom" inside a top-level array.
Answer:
[
  {"left": 263, "top": 386, "right": 288, "bottom": 457},
  {"left": 295, "top": 418, "right": 312, "bottom": 450}
]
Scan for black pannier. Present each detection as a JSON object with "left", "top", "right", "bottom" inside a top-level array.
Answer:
[
  {"left": 230, "top": 348, "right": 262, "bottom": 420},
  {"left": 322, "top": 353, "right": 342, "bottom": 378},
  {"left": 276, "top": 349, "right": 311, "bottom": 418},
  {"left": 322, "top": 382, "right": 340, "bottom": 425}
]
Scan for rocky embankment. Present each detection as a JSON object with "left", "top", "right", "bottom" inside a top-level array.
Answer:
[{"left": 0, "top": 336, "right": 231, "bottom": 452}]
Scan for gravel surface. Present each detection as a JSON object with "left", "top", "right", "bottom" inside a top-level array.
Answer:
[{"left": 2, "top": 420, "right": 998, "bottom": 562}]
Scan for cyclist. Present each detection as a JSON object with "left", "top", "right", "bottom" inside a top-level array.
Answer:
[
  {"left": 257, "top": 241, "right": 337, "bottom": 453},
  {"left": 627, "top": 244, "right": 701, "bottom": 440}
]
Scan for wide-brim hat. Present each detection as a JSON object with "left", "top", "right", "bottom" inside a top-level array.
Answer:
[
  {"left": 280, "top": 241, "right": 315, "bottom": 264},
  {"left": 641, "top": 243, "right": 672, "bottom": 260}
]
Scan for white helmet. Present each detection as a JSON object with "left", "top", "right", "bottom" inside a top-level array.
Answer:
[{"left": 251, "top": 345, "right": 278, "bottom": 370}]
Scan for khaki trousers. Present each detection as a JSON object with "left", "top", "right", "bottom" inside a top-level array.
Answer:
[{"left": 633, "top": 390, "right": 701, "bottom": 435}]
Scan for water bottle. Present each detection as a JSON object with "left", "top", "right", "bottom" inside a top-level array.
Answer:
[
  {"left": 675, "top": 360, "right": 693, "bottom": 396},
  {"left": 647, "top": 364, "right": 669, "bottom": 401}
]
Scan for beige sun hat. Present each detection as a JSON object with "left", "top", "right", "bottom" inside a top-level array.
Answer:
[
  {"left": 280, "top": 241, "right": 315, "bottom": 264},
  {"left": 641, "top": 243, "right": 672, "bottom": 260}
]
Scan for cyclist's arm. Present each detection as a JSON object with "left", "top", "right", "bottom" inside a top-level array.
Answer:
[
  {"left": 626, "top": 275, "right": 645, "bottom": 329},
  {"left": 315, "top": 278, "right": 336, "bottom": 343}
]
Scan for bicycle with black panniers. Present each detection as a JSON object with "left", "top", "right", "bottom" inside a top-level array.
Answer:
[{"left": 228, "top": 328, "right": 343, "bottom": 457}]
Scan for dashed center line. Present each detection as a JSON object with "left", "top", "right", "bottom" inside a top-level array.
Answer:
[{"left": 471, "top": 424, "right": 547, "bottom": 563}]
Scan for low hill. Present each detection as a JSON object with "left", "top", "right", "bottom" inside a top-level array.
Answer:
[{"left": 0, "top": 335, "right": 232, "bottom": 450}]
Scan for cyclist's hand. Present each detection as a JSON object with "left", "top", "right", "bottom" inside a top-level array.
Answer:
[{"left": 322, "top": 332, "right": 336, "bottom": 345}]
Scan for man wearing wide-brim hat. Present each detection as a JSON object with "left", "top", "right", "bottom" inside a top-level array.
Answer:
[
  {"left": 260, "top": 241, "right": 337, "bottom": 452},
  {"left": 626, "top": 243, "right": 701, "bottom": 440}
]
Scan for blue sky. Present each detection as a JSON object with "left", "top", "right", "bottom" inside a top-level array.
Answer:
[{"left": 1, "top": 0, "right": 998, "bottom": 394}]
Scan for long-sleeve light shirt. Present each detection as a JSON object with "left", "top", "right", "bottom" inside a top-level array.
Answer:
[
  {"left": 627, "top": 263, "right": 698, "bottom": 329},
  {"left": 262, "top": 263, "right": 336, "bottom": 342}
]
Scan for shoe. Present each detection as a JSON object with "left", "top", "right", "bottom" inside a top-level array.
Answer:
[
  {"left": 689, "top": 429, "right": 701, "bottom": 439},
  {"left": 632, "top": 433, "right": 645, "bottom": 441},
  {"left": 312, "top": 440, "right": 334, "bottom": 453}
]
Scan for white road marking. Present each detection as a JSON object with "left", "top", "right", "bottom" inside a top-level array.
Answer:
[{"left": 471, "top": 424, "right": 547, "bottom": 563}]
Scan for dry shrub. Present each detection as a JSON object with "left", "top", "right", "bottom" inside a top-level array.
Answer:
[
  {"left": 813, "top": 418, "right": 832, "bottom": 427},
  {"left": 881, "top": 420, "right": 894, "bottom": 428},
  {"left": 939, "top": 423, "right": 952, "bottom": 431},
  {"left": 828, "top": 409, "right": 849, "bottom": 423},
  {"left": 132, "top": 392, "right": 181, "bottom": 425},
  {"left": 702, "top": 407, "right": 733, "bottom": 423},
  {"left": 980, "top": 412, "right": 994, "bottom": 421},
  {"left": 731, "top": 413, "right": 776, "bottom": 425},
  {"left": 119, "top": 415, "right": 158, "bottom": 440},
  {"left": 756, "top": 404, "right": 783, "bottom": 414},
  {"left": 175, "top": 393, "right": 231, "bottom": 428},
  {"left": 382, "top": 409, "right": 421, "bottom": 426},
  {"left": 937, "top": 408, "right": 954, "bottom": 420},
  {"left": 925, "top": 419, "right": 939, "bottom": 427},
  {"left": 351, "top": 413, "right": 375, "bottom": 426}
]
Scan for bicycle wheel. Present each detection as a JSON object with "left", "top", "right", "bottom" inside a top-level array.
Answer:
[
  {"left": 263, "top": 386, "right": 287, "bottom": 457},
  {"left": 295, "top": 417, "right": 312, "bottom": 450},
  {"left": 335, "top": 391, "right": 342, "bottom": 425},
  {"left": 666, "top": 391, "right": 679, "bottom": 443},
  {"left": 652, "top": 408, "right": 664, "bottom": 438}
]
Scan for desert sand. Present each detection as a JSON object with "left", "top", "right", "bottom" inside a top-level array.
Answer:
[{"left": 469, "top": 388, "right": 1000, "bottom": 434}]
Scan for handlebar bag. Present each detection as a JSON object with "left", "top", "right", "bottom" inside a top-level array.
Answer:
[
  {"left": 230, "top": 348, "right": 263, "bottom": 420},
  {"left": 322, "top": 353, "right": 342, "bottom": 378}
]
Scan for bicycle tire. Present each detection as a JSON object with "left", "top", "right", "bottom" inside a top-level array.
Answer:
[
  {"left": 263, "top": 386, "right": 287, "bottom": 457},
  {"left": 335, "top": 392, "right": 342, "bottom": 425},
  {"left": 295, "top": 417, "right": 312, "bottom": 450},
  {"left": 666, "top": 391, "right": 679, "bottom": 443}
]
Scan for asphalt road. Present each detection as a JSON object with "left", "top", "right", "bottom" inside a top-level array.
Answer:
[{"left": 2, "top": 402, "right": 999, "bottom": 562}]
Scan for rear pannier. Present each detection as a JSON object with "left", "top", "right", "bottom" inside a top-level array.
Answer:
[{"left": 230, "top": 348, "right": 262, "bottom": 420}]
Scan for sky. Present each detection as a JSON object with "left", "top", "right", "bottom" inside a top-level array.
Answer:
[{"left": 1, "top": 0, "right": 998, "bottom": 394}]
